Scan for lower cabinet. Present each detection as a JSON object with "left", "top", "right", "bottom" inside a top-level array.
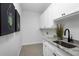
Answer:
[
  {"left": 43, "top": 44, "right": 54, "bottom": 56},
  {"left": 43, "top": 40, "right": 72, "bottom": 56},
  {"left": 43, "top": 40, "right": 60, "bottom": 56}
]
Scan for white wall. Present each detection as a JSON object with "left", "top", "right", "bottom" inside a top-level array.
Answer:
[
  {"left": 0, "top": 3, "right": 22, "bottom": 56},
  {"left": 21, "top": 11, "right": 42, "bottom": 45}
]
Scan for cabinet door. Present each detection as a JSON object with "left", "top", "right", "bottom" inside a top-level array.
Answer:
[
  {"left": 53, "top": 3, "right": 79, "bottom": 19},
  {"left": 43, "top": 41, "right": 57, "bottom": 56},
  {"left": 40, "top": 10, "right": 53, "bottom": 28},
  {"left": 43, "top": 44, "right": 53, "bottom": 56},
  {"left": 40, "top": 14, "right": 46, "bottom": 28},
  {"left": 61, "top": 3, "right": 79, "bottom": 16}
]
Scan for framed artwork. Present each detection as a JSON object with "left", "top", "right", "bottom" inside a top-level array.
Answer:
[
  {"left": 15, "top": 9, "right": 20, "bottom": 32},
  {"left": 0, "top": 3, "right": 15, "bottom": 36}
]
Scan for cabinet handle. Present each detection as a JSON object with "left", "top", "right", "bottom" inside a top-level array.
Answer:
[
  {"left": 62, "top": 13, "right": 66, "bottom": 16},
  {"left": 53, "top": 53, "right": 56, "bottom": 56}
]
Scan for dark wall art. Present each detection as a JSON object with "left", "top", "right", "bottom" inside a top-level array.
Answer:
[
  {"left": 15, "top": 9, "right": 20, "bottom": 32},
  {"left": 0, "top": 3, "right": 15, "bottom": 36}
]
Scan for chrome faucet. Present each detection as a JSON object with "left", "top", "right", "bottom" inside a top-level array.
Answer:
[{"left": 64, "top": 29, "right": 72, "bottom": 42}]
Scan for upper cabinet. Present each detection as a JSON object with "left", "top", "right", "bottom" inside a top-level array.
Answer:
[
  {"left": 40, "top": 4, "right": 54, "bottom": 28},
  {"left": 40, "top": 3, "right": 79, "bottom": 28},
  {"left": 52, "top": 3, "right": 79, "bottom": 19}
]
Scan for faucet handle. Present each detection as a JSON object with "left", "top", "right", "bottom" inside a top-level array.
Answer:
[{"left": 70, "top": 35, "right": 74, "bottom": 42}]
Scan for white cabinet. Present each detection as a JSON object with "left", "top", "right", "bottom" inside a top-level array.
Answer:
[
  {"left": 40, "top": 3, "right": 79, "bottom": 28},
  {"left": 43, "top": 40, "right": 72, "bottom": 56},
  {"left": 48, "top": 3, "right": 79, "bottom": 20},
  {"left": 40, "top": 11, "right": 53, "bottom": 28},
  {"left": 43, "top": 44, "right": 54, "bottom": 56},
  {"left": 60, "top": 3, "right": 79, "bottom": 16},
  {"left": 40, "top": 4, "right": 54, "bottom": 28},
  {"left": 43, "top": 40, "right": 60, "bottom": 56}
]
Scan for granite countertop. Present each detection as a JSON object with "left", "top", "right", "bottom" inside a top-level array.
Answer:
[{"left": 43, "top": 36, "right": 79, "bottom": 56}]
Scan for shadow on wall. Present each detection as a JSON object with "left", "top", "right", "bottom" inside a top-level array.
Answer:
[{"left": 0, "top": 33, "right": 15, "bottom": 44}]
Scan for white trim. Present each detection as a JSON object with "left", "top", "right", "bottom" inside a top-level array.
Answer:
[
  {"left": 22, "top": 41, "right": 43, "bottom": 46},
  {"left": 18, "top": 46, "right": 22, "bottom": 56}
]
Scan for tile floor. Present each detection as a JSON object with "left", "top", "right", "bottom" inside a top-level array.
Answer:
[{"left": 20, "top": 43, "right": 43, "bottom": 56}]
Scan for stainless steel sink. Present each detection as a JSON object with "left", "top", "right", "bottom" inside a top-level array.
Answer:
[{"left": 53, "top": 41, "right": 76, "bottom": 48}]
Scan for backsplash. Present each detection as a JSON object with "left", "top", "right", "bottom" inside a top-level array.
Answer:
[
  {"left": 40, "top": 28, "right": 56, "bottom": 38},
  {"left": 56, "top": 13, "right": 79, "bottom": 41},
  {"left": 64, "top": 22, "right": 79, "bottom": 41}
]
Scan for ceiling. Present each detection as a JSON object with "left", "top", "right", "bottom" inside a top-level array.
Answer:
[{"left": 20, "top": 3, "right": 51, "bottom": 14}]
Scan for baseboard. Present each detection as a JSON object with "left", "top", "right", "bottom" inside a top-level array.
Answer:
[
  {"left": 22, "top": 41, "right": 43, "bottom": 46},
  {"left": 18, "top": 46, "right": 22, "bottom": 56},
  {"left": 17, "top": 45, "right": 22, "bottom": 56}
]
